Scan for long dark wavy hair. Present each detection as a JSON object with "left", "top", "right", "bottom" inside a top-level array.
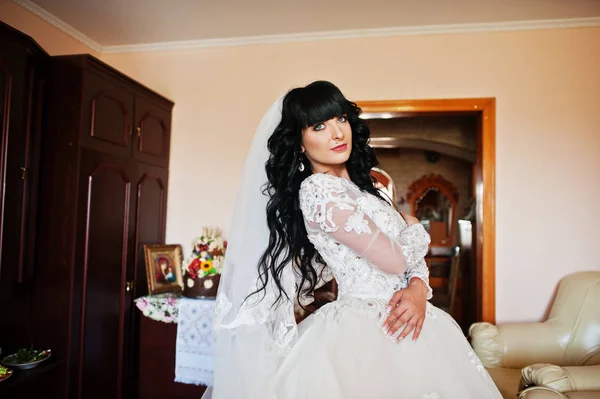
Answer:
[{"left": 252, "top": 81, "right": 387, "bottom": 307}]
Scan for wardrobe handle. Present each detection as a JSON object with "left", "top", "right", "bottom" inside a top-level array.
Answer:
[
  {"left": 136, "top": 126, "right": 141, "bottom": 138},
  {"left": 126, "top": 281, "right": 134, "bottom": 293}
]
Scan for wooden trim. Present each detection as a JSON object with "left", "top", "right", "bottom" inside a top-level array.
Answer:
[
  {"left": 358, "top": 98, "right": 496, "bottom": 324},
  {"left": 481, "top": 99, "right": 496, "bottom": 324},
  {"left": 358, "top": 98, "right": 493, "bottom": 114}
]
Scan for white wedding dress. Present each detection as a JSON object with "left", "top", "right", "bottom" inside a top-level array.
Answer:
[{"left": 271, "top": 173, "right": 502, "bottom": 399}]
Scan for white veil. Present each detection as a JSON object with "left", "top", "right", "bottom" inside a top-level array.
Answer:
[{"left": 203, "top": 95, "right": 298, "bottom": 399}]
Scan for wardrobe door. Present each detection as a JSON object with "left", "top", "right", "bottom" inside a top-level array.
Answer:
[
  {"left": 0, "top": 27, "right": 44, "bottom": 344},
  {"left": 127, "top": 163, "right": 168, "bottom": 395},
  {"left": 131, "top": 163, "right": 168, "bottom": 298},
  {"left": 72, "top": 149, "right": 136, "bottom": 399},
  {"left": 80, "top": 69, "right": 135, "bottom": 158},
  {"left": 132, "top": 95, "right": 171, "bottom": 168},
  {"left": 0, "top": 29, "right": 28, "bottom": 305}
]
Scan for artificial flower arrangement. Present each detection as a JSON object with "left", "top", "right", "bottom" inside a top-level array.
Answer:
[{"left": 182, "top": 227, "right": 227, "bottom": 298}]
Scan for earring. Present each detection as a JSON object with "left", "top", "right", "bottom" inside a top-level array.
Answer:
[{"left": 298, "top": 153, "right": 305, "bottom": 172}]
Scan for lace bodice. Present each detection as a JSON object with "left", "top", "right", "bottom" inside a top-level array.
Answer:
[{"left": 299, "top": 173, "right": 432, "bottom": 304}]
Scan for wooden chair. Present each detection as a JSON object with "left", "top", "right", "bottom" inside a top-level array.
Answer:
[
  {"left": 294, "top": 279, "right": 338, "bottom": 323},
  {"left": 432, "top": 246, "right": 461, "bottom": 315}
]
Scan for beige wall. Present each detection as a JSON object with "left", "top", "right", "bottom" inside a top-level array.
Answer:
[
  {"left": 2, "top": 6, "right": 599, "bottom": 323},
  {"left": 100, "top": 27, "right": 600, "bottom": 324}
]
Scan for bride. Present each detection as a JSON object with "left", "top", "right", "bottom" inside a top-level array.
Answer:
[{"left": 206, "top": 81, "right": 502, "bottom": 398}]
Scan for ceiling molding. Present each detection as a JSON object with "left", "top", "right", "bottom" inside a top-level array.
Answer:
[
  {"left": 12, "top": 1, "right": 600, "bottom": 54},
  {"left": 102, "top": 17, "right": 600, "bottom": 53},
  {"left": 13, "top": 0, "right": 103, "bottom": 52}
]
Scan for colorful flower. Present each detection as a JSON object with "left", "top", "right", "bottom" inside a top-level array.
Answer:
[
  {"left": 182, "top": 227, "right": 227, "bottom": 279},
  {"left": 200, "top": 260, "right": 213, "bottom": 272}
]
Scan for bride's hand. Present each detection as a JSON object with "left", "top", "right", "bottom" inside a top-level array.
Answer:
[
  {"left": 381, "top": 278, "right": 428, "bottom": 342},
  {"left": 399, "top": 211, "right": 420, "bottom": 226}
]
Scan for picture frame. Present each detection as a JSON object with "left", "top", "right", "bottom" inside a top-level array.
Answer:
[{"left": 143, "top": 244, "right": 184, "bottom": 295}]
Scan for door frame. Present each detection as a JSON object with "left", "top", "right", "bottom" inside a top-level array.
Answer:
[{"left": 356, "top": 98, "right": 496, "bottom": 324}]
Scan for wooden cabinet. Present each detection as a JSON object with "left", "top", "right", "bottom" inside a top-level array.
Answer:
[
  {"left": 80, "top": 69, "right": 135, "bottom": 158},
  {"left": 0, "top": 21, "right": 46, "bottom": 349},
  {"left": 75, "top": 61, "right": 171, "bottom": 168},
  {"left": 31, "top": 54, "right": 173, "bottom": 399},
  {"left": 133, "top": 96, "right": 172, "bottom": 168}
]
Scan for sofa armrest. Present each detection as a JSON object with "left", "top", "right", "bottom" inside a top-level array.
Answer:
[
  {"left": 469, "top": 322, "right": 564, "bottom": 368},
  {"left": 518, "top": 387, "right": 566, "bottom": 399},
  {"left": 521, "top": 364, "right": 600, "bottom": 393}
]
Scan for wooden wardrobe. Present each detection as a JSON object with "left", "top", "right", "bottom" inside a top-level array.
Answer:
[
  {"left": 0, "top": 20, "right": 173, "bottom": 398},
  {"left": 31, "top": 55, "right": 173, "bottom": 398},
  {"left": 0, "top": 21, "right": 50, "bottom": 398}
]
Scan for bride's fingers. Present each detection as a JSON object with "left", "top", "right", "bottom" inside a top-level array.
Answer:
[
  {"left": 383, "top": 316, "right": 397, "bottom": 335},
  {"left": 387, "top": 290, "right": 404, "bottom": 309},
  {"left": 397, "top": 314, "right": 418, "bottom": 342},
  {"left": 382, "top": 303, "right": 409, "bottom": 334},
  {"left": 412, "top": 317, "right": 424, "bottom": 341}
]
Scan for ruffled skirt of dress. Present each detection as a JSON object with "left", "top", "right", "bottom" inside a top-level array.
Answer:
[{"left": 272, "top": 301, "right": 503, "bottom": 399}]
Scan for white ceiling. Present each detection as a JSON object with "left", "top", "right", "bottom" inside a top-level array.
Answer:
[{"left": 20, "top": 0, "right": 600, "bottom": 46}]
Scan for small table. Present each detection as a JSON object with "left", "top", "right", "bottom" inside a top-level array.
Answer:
[{"left": 135, "top": 293, "right": 214, "bottom": 399}]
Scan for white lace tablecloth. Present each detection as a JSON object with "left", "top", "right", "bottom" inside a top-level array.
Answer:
[
  {"left": 174, "top": 297, "right": 216, "bottom": 386},
  {"left": 135, "top": 292, "right": 181, "bottom": 323},
  {"left": 135, "top": 293, "right": 216, "bottom": 386}
]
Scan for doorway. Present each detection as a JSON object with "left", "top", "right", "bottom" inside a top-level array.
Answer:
[{"left": 357, "top": 98, "right": 496, "bottom": 326}]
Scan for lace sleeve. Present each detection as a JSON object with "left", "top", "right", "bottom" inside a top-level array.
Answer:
[
  {"left": 399, "top": 224, "right": 433, "bottom": 299},
  {"left": 300, "top": 176, "right": 409, "bottom": 275}
]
